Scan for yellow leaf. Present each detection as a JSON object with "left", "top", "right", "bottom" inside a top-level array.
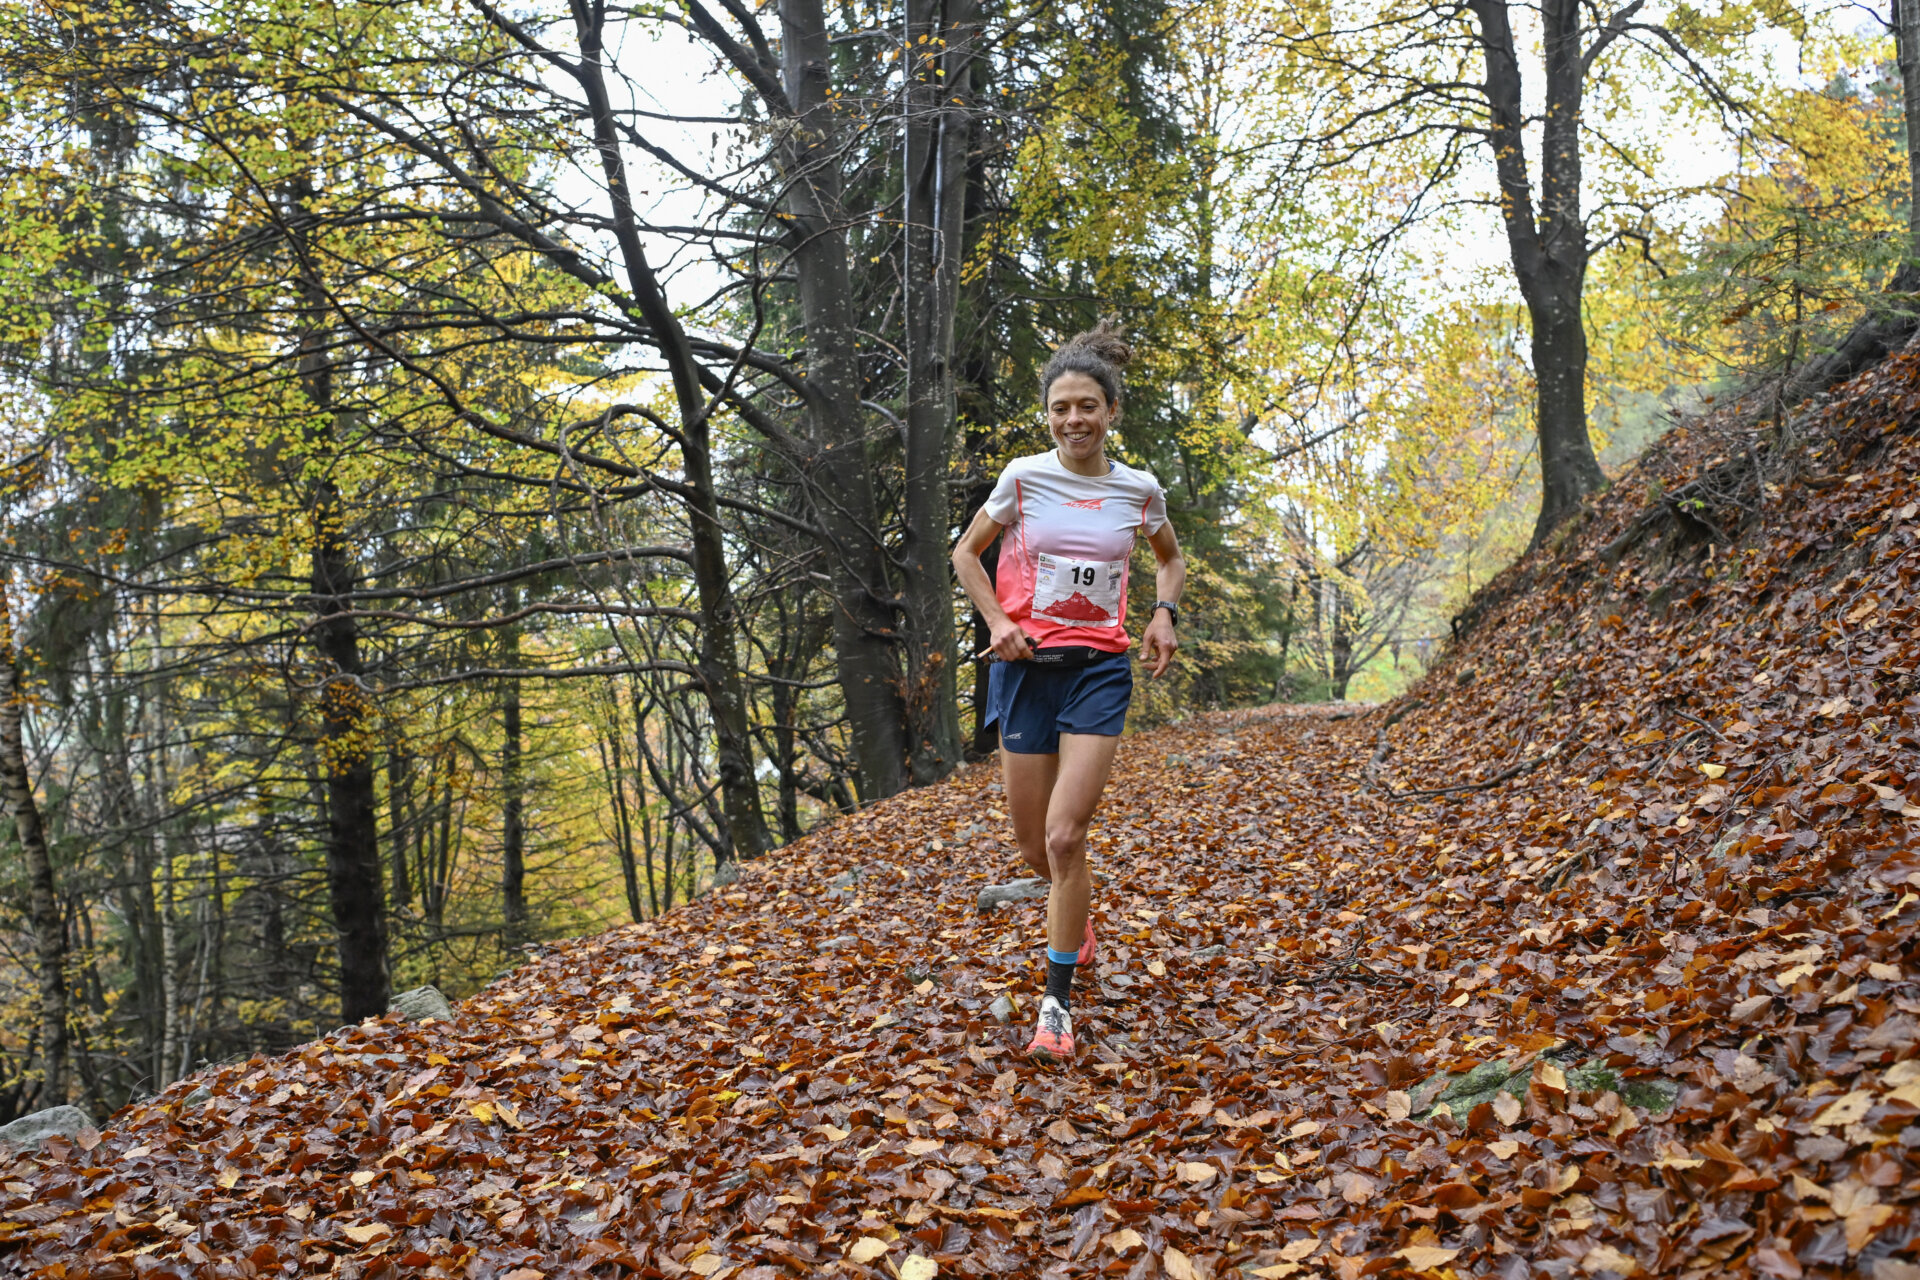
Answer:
[
  {"left": 1380, "top": 1090, "right": 1412, "bottom": 1122},
  {"left": 1812, "top": 1090, "right": 1875, "bottom": 1130},
  {"left": 1280, "top": 1236, "right": 1320, "bottom": 1261},
  {"left": 905, "top": 1138, "right": 942, "bottom": 1156},
  {"left": 1395, "top": 1245, "right": 1461, "bottom": 1270},
  {"left": 1537, "top": 1061, "right": 1567, "bottom": 1091},
  {"left": 1870, "top": 963, "right": 1902, "bottom": 982},
  {"left": 1488, "top": 1140, "right": 1521, "bottom": 1160},
  {"left": 1447, "top": 991, "right": 1471, "bottom": 1007},
  {"left": 468, "top": 1100, "right": 496, "bottom": 1124},
  {"left": 1177, "top": 1162, "right": 1217, "bottom": 1186},
  {"left": 1493, "top": 1092, "right": 1523, "bottom": 1126},
  {"left": 1579, "top": 1245, "right": 1639, "bottom": 1274},
  {"left": 1251, "top": 1267, "right": 1299, "bottom": 1279},
  {"left": 1147, "top": 960, "right": 1166, "bottom": 978},
  {"left": 847, "top": 1238, "right": 890, "bottom": 1264},
  {"left": 687, "top": 1254, "right": 726, "bottom": 1277},
  {"left": 215, "top": 1169, "right": 239, "bottom": 1190},
  {"left": 1698, "top": 762, "right": 1726, "bottom": 779},
  {"left": 342, "top": 1224, "right": 391, "bottom": 1244},
  {"left": 899, "top": 1255, "right": 938, "bottom": 1280},
  {"left": 1103, "top": 1228, "right": 1144, "bottom": 1254},
  {"left": 1846, "top": 1198, "right": 1893, "bottom": 1253},
  {"left": 1162, "top": 1246, "right": 1197, "bottom": 1280},
  {"left": 350, "top": 1170, "right": 376, "bottom": 1187}
]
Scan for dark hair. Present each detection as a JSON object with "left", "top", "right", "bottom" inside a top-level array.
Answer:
[{"left": 1040, "top": 318, "right": 1133, "bottom": 408}]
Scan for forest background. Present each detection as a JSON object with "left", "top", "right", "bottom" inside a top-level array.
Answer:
[{"left": 0, "top": 0, "right": 1906, "bottom": 1120}]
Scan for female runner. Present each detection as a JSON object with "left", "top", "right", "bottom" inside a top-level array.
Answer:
[{"left": 950, "top": 321, "right": 1185, "bottom": 1060}]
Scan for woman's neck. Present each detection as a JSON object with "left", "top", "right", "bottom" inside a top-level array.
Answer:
[{"left": 1055, "top": 447, "right": 1110, "bottom": 478}]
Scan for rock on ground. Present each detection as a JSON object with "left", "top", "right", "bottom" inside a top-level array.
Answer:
[
  {"left": 977, "top": 877, "right": 1049, "bottom": 910},
  {"left": 389, "top": 986, "right": 456, "bottom": 1022},
  {"left": 0, "top": 1106, "right": 92, "bottom": 1147}
]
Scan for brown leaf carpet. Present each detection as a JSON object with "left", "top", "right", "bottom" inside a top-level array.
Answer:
[{"left": 13, "top": 358, "right": 1920, "bottom": 1279}]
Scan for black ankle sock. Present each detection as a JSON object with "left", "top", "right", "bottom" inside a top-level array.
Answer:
[{"left": 1045, "top": 956, "right": 1076, "bottom": 1008}]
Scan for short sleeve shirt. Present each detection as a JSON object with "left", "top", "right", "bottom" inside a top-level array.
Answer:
[{"left": 982, "top": 450, "right": 1169, "bottom": 653}]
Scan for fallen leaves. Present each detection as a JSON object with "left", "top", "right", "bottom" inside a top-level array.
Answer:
[{"left": 16, "top": 358, "right": 1920, "bottom": 1276}]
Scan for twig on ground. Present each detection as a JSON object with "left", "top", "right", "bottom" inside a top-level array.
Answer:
[{"left": 1374, "top": 732, "right": 1588, "bottom": 800}]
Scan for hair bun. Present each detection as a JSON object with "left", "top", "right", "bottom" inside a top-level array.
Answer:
[{"left": 1065, "top": 317, "right": 1132, "bottom": 370}]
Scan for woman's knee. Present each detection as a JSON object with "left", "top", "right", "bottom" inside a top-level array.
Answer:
[{"left": 1045, "top": 821, "right": 1088, "bottom": 866}]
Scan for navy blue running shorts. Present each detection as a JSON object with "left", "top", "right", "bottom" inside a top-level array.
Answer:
[{"left": 985, "top": 650, "right": 1133, "bottom": 754}]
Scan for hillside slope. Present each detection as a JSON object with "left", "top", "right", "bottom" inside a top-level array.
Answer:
[{"left": 8, "top": 358, "right": 1920, "bottom": 1279}]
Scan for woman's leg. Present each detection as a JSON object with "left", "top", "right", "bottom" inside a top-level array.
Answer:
[
  {"left": 1044, "top": 732, "right": 1122, "bottom": 953},
  {"left": 1001, "top": 746, "right": 1058, "bottom": 880}
]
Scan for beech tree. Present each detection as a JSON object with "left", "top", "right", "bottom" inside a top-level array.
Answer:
[{"left": 1262, "top": 0, "right": 1792, "bottom": 547}]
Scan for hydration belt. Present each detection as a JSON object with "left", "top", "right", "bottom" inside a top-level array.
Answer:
[{"left": 1018, "top": 645, "right": 1111, "bottom": 669}]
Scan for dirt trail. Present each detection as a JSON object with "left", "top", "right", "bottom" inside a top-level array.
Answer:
[{"left": 12, "top": 358, "right": 1920, "bottom": 1279}]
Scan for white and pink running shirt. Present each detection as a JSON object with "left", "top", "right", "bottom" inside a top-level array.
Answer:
[{"left": 982, "top": 450, "right": 1169, "bottom": 653}]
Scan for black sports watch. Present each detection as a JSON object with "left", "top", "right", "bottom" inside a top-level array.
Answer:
[{"left": 1154, "top": 600, "right": 1179, "bottom": 627}]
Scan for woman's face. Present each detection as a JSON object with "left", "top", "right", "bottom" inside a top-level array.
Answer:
[{"left": 1046, "top": 371, "right": 1117, "bottom": 463}]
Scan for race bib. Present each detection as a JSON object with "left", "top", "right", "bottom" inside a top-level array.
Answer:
[{"left": 1033, "top": 553, "right": 1125, "bottom": 626}]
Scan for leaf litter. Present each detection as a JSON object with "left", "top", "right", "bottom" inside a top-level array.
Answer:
[{"left": 15, "top": 363, "right": 1920, "bottom": 1278}]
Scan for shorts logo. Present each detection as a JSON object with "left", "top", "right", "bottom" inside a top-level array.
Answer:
[
  {"left": 1063, "top": 497, "right": 1106, "bottom": 510},
  {"left": 1006, "top": 732, "right": 1023, "bottom": 739}
]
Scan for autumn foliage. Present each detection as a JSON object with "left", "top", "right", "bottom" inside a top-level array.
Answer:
[{"left": 9, "top": 347, "right": 1920, "bottom": 1278}]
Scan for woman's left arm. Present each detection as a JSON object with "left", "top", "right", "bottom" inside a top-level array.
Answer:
[{"left": 1141, "top": 521, "right": 1185, "bottom": 678}]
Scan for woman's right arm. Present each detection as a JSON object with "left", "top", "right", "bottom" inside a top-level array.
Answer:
[{"left": 952, "top": 508, "right": 1034, "bottom": 662}]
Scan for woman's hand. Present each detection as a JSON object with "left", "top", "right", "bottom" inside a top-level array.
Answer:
[
  {"left": 1141, "top": 611, "right": 1179, "bottom": 678},
  {"left": 990, "top": 617, "right": 1035, "bottom": 662}
]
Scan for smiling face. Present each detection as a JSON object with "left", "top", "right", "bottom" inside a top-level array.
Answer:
[{"left": 1046, "top": 371, "right": 1118, "bottom": 466}]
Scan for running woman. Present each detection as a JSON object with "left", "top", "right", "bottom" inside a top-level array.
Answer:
[{"left": 950, "top": 321, "right": 1184, "bottom": 1061}]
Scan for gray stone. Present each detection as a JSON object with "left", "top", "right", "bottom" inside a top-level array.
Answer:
[
  {"left": 977, "top": 877, "right": 1049, "bottom": 911},
  {"left": 182, "top": 1085, "right": 212, "bottom": 1106},
  {"left": 712, "top": 860, "right": 741, "bottom": 889},
  {"left": 1191, "top": 945, "right": 1228, "bottom": 961},
  {"left": 827, "top": 866, "right": 866, "bottom": 898},
  {"left": 0, "top": 1105, "right": 92, "bottom": 1147},
  {"left": 989, "top": 995, "right": 1017, "bottom": 1025},
  {"left": 714, "top": 1169, "right": 752, "bottom": 1193},
  {"left": 816, "top": 935, "right": 858, "bottom": 952},
  {"left": 389, "top": 985, "right": 456, "bottom": 1023}
]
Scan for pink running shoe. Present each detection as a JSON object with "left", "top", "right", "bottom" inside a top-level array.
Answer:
[
  {"left": 1076, "top": 917, "right": 1097, "bottom": 967},
  {"left": 1027, "top": 995, "right": 1075, "bottom": 1061}
]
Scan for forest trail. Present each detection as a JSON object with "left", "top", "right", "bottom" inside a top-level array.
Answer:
[{"left": 12, "top": 357, "right": 1920, "bottom": 1277}]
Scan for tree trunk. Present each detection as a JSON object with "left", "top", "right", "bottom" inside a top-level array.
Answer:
[
  {"left": 0, "top": 577, "right": 67, "bottom": 1103},
  {"left": 1471, "top": 0, "right": 1606, "bottom": 550},
  {"left": 778, "top": 0, "right": 916, "bottom": 802},
  {"left": 1328, "top": 585, "right": 1355, "bottom": 700},
  {"left": 601, "top": 703, "right": 644, "bottom": 922},
  {"left": 386, "top": 750, "right": 412, "bottom": 910},
  {"left": 1528, "top": 285, "right": 1605, "bottom": 543},
  {"left": 897, "top": 0, "right": 980, "bottom": 784},
  {"left": 1901, "top": 0, "right": 1920, "bottom": 259},
  {"left": 291, "top": 174, "right": 390, "bottom": 1023},
  {"left": 311, "top": 515, "right": 389, "bottom": 1020},
  {"left": 500, "top": 603, "right": 527, "bottom": 944}
]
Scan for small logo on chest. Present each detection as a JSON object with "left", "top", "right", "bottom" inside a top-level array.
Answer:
[{"left": 1062, "top": 497, "right": 1106, "bottom": 510}]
